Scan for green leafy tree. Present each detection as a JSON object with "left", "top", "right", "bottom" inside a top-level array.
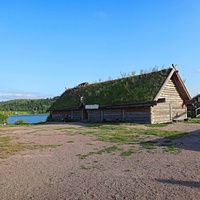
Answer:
[{"left": 0, "top": 112, "right": 10, "bottom": 124}]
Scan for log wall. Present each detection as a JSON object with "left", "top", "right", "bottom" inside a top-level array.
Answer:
[
  {"left": 102, "top": 109, "right": 123, "bottom": 121},
  {"left": 124, "top": 107, "right": 150, "bottom": 123},
  {"left": 151, "top": 78, "right": 187, "bottom": 123},
  {"left": 51, "top": 111, "right": 72, "bottom": 120},
  {"left": 87, "top": 110, "right": 101, "bottom": 121},
  {"left": 72, "top": 110, "right": 82, "bottom": 121},
  {"left": 87, "top": 107, "right": 150, "bottom": 123}
]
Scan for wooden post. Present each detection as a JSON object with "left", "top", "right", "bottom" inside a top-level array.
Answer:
[
  {"left": 100, "top": 109, "right": 103, "bottom": 121},
  {"left": 122, "top": 109, "right": 125, "bottom": 121},
  {"left": 169, "top": 103, "right": 172, "bottom": 121},
  {"left": 71, "top": 110, "right": 73, "bottom": 120}
]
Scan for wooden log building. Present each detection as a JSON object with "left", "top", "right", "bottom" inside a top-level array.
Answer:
[
  {"left": 49, "top": 66, "right": 192, "bottom": 124},
  {"left": 187, "top": 94, "right": 200, "bottom": 117}
]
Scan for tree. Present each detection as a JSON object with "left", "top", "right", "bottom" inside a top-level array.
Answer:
[{"left": 0, "top": 112, "right": 10, "bottom": 124}]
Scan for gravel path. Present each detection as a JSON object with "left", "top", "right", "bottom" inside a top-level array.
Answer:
[{"left": 0, "top": 122, "right": 200, "bottom": 200}]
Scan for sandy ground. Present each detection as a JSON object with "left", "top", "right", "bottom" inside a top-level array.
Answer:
[{"left": 0, "top": 122, "right": 200, "bottom": 200}]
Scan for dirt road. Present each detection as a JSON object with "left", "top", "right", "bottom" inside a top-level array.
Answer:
[{"left": 0, "top": 122, "right": 200, "bottom": 200}]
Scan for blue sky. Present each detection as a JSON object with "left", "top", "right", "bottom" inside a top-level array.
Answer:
[{"left": 0, "top": 0, "right": 200, "bottom": 101}]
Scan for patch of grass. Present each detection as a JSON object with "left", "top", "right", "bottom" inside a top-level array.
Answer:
[
  {"left": 145, "top": 123, "right": 168, "bottom": 127},
  {"left": 77, "top": 145, "right": 121, "bottom": 159},
  {"left": 34, "top": 121, "right": 46, "bottom": 125},
  {"left": 67, "top": 140, "right": 74, "bottom": 143},
  {"left": 187, "top": 118, "right": 200, "bottom": 124},
  {"left": 97, "top": 145, "right": 120, "bottom": 154},
  {"left": 86, "top": 142, "right": 93, "bottom": 145},
  {"left": 80, "top": 165, "right": 92, "bottom": 170},
  {"left": 47, "top": 144, "right": 61, "bottom": 148},
  {"left": 56, "top": 127, "right": 77, "bottom": 130},
  {"left": 120, "top": 147, "right": 135, "bottom": 156},
  {"left": 77, "top": 152, "right": 94, "bottom": 159},
  {"left": 0, "top": 136, "right": 61, "bottom": 159},
  {"left": 162, "top": 145, "right": 181, "bottom": 154},
  {"left": 0, "top": 136, "right": 11, "bottom": 148},
  {"left": 85, "top": 125, "right": 127, "bottom": 131},
  {"left": 26, "top": 130, "right": 39, "bottom": 134},
  {"left": 61, "top": 124, "right": 188, "bottom": 155},
  {"left": 140, "top": 141, "right": 157, "bottom": 149},
  {"left": 136, "top": 129, "right": 187, "bottom": 140},
  {"left": 14, "top": 120, "right": 28, "bottom": 125}
]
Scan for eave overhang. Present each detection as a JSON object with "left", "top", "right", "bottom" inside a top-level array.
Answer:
[{"left": 49, "top": 99, "right": 166, "bottom": 112}]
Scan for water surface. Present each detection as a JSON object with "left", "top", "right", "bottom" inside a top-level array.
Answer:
[{"left": 8, "top": 114, "right": 49, "bottom": 124}]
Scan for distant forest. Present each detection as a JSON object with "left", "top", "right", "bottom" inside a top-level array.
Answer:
[{"left": 0, "top": 97, "right": 59, "bottom": 114}]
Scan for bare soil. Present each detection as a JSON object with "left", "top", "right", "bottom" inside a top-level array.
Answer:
[{"left": 0, "top": 122, "right": 200, "bottom": 200}]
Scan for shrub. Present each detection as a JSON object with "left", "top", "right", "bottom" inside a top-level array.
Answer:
[
  {"left": 187, "top": 110, "right": 196, "bottom": 118},
  {"left": 14, "top": 120, "right": 27, "bottom": 125},
  {"left": 46, "top": 114, "right": 52, "bottom": 122},
  {"left": 0, "top": 112, "right": 10, "bottom": 124}
]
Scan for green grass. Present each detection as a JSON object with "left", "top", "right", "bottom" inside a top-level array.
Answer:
[
  {"left": 0, "top": 136, "right": 11, "bottom": 148},
  {"left": 136, "top": 129, "right": 187, "bottom": 140},
  {"left": 66, "top": 124, "right": 186, "bottom": 155},
  {"left": 145, "top": 123, "right": 168, "bottom": 127},
  {"left": 77, "top": 145, "right": 121, "bottom": 159},
  {"left": 0, "top": 136, "right": 61, "bottom": 158},
  {"left": 140, "top": 141, "right": 157, "bottom": 149},
  {"left": 120, "top": 147, "right": 135, "bottom": 156},
  {"left": 67, "top": 140, "right": 74, "bottom": 143},
  {"left": 187, "top": 118, "right": 200, "bottom": 124},
  {"left": 14, "top": 120, "right": 28, "bottom": 125},
  {"left": 80, "top": 165, "right": 92, "bottom": 170},
  {"left": 78, "top": 126, "right": 142, "bottom": 144},
  {"left": 162, "top": 145, "right": 181, "bottom": 154}
]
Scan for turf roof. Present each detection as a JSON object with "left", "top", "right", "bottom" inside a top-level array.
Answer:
[{"left": 50, "top": 68, "right": 172, "bottom": 110}]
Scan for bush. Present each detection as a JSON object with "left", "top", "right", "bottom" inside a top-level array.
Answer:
[
  {"left": 187, "top": 110, "right": 196, "bottom": 118},
  {"left": 46, "top": 113, "right": 53, "bottom": 122},
  {"left": 0, "top": 112, "right": 10, "bottom": 124},
  {"left": 14, "top": 120, "right": 27, "bottom": 125}
]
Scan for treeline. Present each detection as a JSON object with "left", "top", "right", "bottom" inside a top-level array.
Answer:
[{"left": 0, "top": 97, "right": 59, "bottom": 114}]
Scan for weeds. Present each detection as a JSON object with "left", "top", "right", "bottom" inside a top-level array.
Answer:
[
  {"left": 162, "top": 145, "right": 181, "bottom": 154},
  {"left": 0, "top": 136, "right": 61, "bottom": 159},
  {"left": 67, "top": 140, "right": 74, "bottom": 143},
  {"left": 77, "top": 145, "right": 121, "bottom": 159},
  {"left": 140, "top": 141, "right": 157, "bottom": 149},
  {"left": 68, "top": 124, "right": 186, "bottom": 155},
  {"left": 145, "top": 123, "right": 168, "bottom": 127},
  {"left": 120, "top": 147, "right": 135, "bottom": 156},
  {"left": 187, "top": 118, "right": 200, "bottom": 124}
]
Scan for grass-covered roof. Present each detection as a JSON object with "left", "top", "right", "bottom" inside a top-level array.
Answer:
[{"left": 50, "top": 68, "right": 172, "bottom": 110}]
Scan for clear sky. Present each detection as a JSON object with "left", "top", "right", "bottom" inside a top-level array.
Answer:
[{"left": 0, "top": 0, "right": 200, "bottom": 101}]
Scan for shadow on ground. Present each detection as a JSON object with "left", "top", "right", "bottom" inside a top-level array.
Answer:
[
  {"left": 141, "top": 129, "right": 200, "bottom": 152},
  {"left": 156, "top": 178, "right": 200, "bottom": 188}
]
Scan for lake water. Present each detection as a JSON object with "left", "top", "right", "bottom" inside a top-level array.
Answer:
[{"left": 8, "top": 114, "right": 49, "bottom": 124}]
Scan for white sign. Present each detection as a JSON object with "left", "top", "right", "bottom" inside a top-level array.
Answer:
[{"left": 85, "top": 104, "right": 99, "bottom": 109}]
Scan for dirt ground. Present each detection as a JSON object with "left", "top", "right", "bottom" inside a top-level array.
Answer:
[{"left": 0, "top": 122, "right": 200, "bottom": 200}]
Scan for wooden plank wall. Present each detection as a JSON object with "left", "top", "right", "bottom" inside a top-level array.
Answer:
[
  {"left": 72, "top": 110, "right": 82, "bottom": 121},
  {"left": 87, "top": 110, "right": 101, "bottom": 121},
  {"left": 52, "top": 111, "right": 64, "bottom": 120},
  {"left": 52, "top": 111, "right": 71, "bottom": 120},
  {"left": 152, "top": 78, "right": 187, "bottom": 123},
  {"left": 102, "top": 109, "right": 123, "bottom": 121},
  {"left": 124, "top": 107, "right": 150, "bottom": 123},
  {"left": 88, "top": 107, "right": 150, "bottom": 123}
]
